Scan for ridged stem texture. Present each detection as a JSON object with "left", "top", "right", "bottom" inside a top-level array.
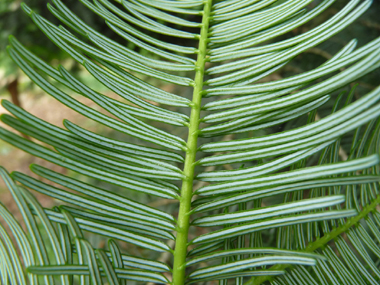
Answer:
[{"left": 172, "top": 1, "right": 212, "bottom": 284}]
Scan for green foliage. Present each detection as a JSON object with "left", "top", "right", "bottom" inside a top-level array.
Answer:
[
  {"left": 1, "top": 0, "right": 380, "bottom": 284},
  {"left": 0, "top": 0, "right": 115, "bottom": 82}
]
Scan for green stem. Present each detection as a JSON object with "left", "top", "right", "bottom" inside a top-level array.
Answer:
[
  {"left": 248, "top": 194, "right": 380, "bottom": 285},
  {"left": 172, "top": 1, "right": 212, "bottom": 284}
]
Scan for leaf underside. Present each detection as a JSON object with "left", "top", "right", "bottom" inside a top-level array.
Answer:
[{"left": 0, "top": 0, "right": 380, "bottom": 285}]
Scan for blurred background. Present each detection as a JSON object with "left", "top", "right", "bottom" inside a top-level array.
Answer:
[{"left": 0, "top": 0, "right": 379, "bottom": 280}]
